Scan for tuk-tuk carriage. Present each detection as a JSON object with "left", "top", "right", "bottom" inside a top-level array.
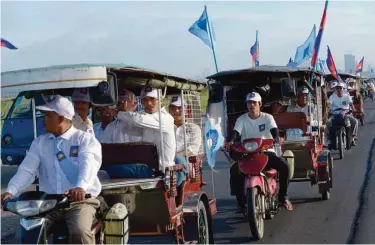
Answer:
[
  {"left": 325, "top": 73, "right": 364, "bottom": 125},
  {"left": 207, "top": 65, "right": 333, "bottom": 198},
  {"left": 206, "top": 65, "right": 333, "bottom": 239},
  {"left": 1, "top": 64, "right": 216, "bottom": 244}
]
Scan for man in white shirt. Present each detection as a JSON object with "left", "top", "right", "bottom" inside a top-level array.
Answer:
[
  {"left": 111, "top": 86, "right": 176, "bottom": 175},
  {"left": 1, "top": 95, "right": 102, "bottom": 244},
  {"left": 169, "top": 95, "right": 202, "bottom": 186},
  {"left": 326, "top": 82, "right": 358, "bottom": 147},
  {"left": 93, "top": 105, "right": 117, "bottom": 142},
  {"left": 287, "top": 86, "right": 318, "bottom": 128},
  {"left": 227, "top": 92, "right": 293, "bottom": 211},
  {"left": 72, "top": 88, "right": 94, "bottom": 134},
  {"left": 101, "top": 89, "right": 143, "bottom": 143}
]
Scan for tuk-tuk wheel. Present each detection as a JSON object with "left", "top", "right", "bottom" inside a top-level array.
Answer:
[{"left": 183, "top": 200, "right": 211, "bottom": 244}]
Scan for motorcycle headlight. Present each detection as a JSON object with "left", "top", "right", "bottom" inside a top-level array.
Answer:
[
  {"left": 5, "top": 200, "right": 57, "bottom": 217},
  {"left": 244, "top": 141, "right": 259, "bottom": 152}
]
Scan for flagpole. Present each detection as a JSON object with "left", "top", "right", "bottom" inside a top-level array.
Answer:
[{"left": 205, "top": 5, "right": 219, "bottom": 73}]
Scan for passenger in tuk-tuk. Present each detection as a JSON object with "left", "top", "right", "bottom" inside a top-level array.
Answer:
[
  {"left": 168, "top": 95, "right": 202, "bottom": 186},
  {"left": 1, "top": 95, "right": 102, "bottom": 244},
  {"left": 228, "top": 92, "right": 293, "bottom": 211},
  {"left": 287, "top": 87, "right": 317, "bottom": 127},
  {"left": 103, "top": 86, "right": 178, "bottom": 182},
  {"left": 93, "top": 106, "right": 117, "bottom": 142},
  {"left": 101, "top": 89, "right": 142, "bottom": 143},
  {"left": 326, "top": 82, "right": 359, "bottom": 147},
  {"left": 71, "top": 88, "right": 94, "bottom": 134},
  {"left": 348, "top": 86, "right": 363, "bottom": 111},
  {"left": 270, "top": 100, "right": 285, "bottom": 114}
]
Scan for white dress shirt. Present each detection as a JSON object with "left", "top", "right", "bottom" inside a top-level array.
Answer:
[
  {"left": 93, "top": 122, "right": 105, "bottom": 143},
  {"left": 175, "top": 123, "right": 202, "bottom": 156},
  {"left": 116, "top": 107, "right": 176, "bottom": 172},
  {"left": 6, "top": 126, "right": 102, "bottom": 197},
  {"left": 101, "top": 119, "right": 143, "bottom": 144}
]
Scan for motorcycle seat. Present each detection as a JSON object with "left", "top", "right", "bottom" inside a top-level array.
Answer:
[{"left": 265, "top": 169, "right": 277, "bottom": 178}]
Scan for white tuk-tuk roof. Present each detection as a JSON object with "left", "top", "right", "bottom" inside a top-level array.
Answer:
[{"left": 1, "top": 63, "right": 206, "bottom": 96}]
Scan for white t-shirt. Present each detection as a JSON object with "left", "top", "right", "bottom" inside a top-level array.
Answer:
[
  {"left": 328, "top": 93, "right": 352, "bottom": 113},
  {"left": 234, "top": 112, "right": 277, "bottom": 141},
  {"left": 101, "top": 119, "right": 143, "bottom": 144}
]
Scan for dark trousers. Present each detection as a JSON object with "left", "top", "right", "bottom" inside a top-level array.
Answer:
[{"left": 230, "top": 152, "right": 290, "bottom": 202}]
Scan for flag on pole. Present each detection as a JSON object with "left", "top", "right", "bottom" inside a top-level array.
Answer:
[
  {"left": 355, "top": 57, "right": 364, "bottom": 73},
  {"left": 326, "top": 46, "right": 343, "bottom": 83},
  {"left": 311, "top": 0, "right": 328, "bottom": 68},
  {"left": 188, "top": 7, "right": 213, "bottom": 49},
  {"left": 369, "top": 66, "right": 374, "bottom": 78},
  {"left": 1, "top": 38, "right": 18, "bottom": 50},
  {"left": 293, "top": 25, "right": 316, "bottom": 66},
  {"left": 250, "top": 30, "right": 260, "bottom": 67},
  {"left": 188, "top": 6, "right": 219, "bottom": 72}
]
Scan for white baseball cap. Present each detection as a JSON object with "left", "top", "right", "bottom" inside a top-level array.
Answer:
[
  {"left": 72, "top": 88, "right": 91, "bottom": 103},
  {"left": 245, "top": 92, "right": 262, "bottom": 102},
  {"left": 36, "top": 95, "right": 75, "bottom": 120},
  {"left": 170, "top": 95, "right": 187, "bottom": 107},
  {"left": 298, "top": 87, "right": 309, "bottom": 94},
  {"left": 140, "top": 86, "right": 161, "bottom": 99}
]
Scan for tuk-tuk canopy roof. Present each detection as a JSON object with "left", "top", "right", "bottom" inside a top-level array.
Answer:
[
  {"left": 325, "top": 72, "right": 359, "bottom": 81},
  {"left": 207, "top": 65, "right": 325, "bottom": 81},
  {"left": 1, "top": 63, "right": 206, "bottom": 96}
]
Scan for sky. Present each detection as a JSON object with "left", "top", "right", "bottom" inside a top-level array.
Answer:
[{"left": 1, "top": 1, "right": 374, "bottom": 80}]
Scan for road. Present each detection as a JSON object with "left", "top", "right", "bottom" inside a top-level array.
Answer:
[{"left": 1, "top": 100, "right": 375, "bottom": 244}]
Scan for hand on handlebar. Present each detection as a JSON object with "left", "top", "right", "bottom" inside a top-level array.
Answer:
[
  {"left": 1, "top": 192, "right": 12, "bottom": 207},
  {"left": 225, "top": 141, "right": 233, "bottom": 151}
]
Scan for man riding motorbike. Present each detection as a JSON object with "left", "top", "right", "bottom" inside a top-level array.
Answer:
[
  {"left": 325, "top": 82, "right": 359, "bottom": 148},
  {"left": 1, "top": 95, "right": 102, "bottom": 244},
  {"left": 227, "top": 92, "right": 293, "bottom": 211}
]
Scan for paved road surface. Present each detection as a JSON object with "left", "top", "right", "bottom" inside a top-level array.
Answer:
[{"left": 1, "top": 100, "right": 375, "bottom": 243}]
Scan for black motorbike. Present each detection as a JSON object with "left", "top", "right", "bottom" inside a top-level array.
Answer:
[
  {"left": 329, "top": 109, "right": 353, "bottom": 159},
  {"left": 2, "top": 191, "right": 105, "bottom": 244}
]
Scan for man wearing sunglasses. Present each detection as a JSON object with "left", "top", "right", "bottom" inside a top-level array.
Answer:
[{"left": 325, "top": 82, "right": 358, "bottom": 148}]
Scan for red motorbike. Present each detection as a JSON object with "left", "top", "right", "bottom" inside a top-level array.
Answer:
[{"left": 232, "top": 138, "right": 279, "bottom": 240}]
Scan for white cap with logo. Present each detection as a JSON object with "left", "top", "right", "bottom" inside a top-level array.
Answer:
[
  {"left": 140, "top": 86, "right": 161, "bottom": 99},
  {"left": 72, "top": 88, "right": 91, "bottom": 103},
  {"left": 169, "top": 95, "right": 187, "bottom": 107},
  {"left": 36, "top": 95, "right": 75, "bottom": 120},
  {"left": 298, "top": 87, "right": 309, "bottom": 94},
  {"left": 245, "top": 92, "right": 262, "bottom": 102}
]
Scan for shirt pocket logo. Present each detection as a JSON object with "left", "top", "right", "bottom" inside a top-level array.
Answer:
[
  {"left": 258, "top": 124, "right": 266, "bottom": 132},
  {"left": 70, "top": 146, "right": 79, "bottom": 157},
  {"left": 342, "top": 101, "right": 347, "bottom": 105}
]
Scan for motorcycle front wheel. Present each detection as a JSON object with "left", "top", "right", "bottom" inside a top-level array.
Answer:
[{"left": 246, "top": 187, "right": 264, "bottom": 240}]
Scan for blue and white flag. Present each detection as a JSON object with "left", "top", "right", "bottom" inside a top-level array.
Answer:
[
  {"left": 293, "top": 25, "right": 316, "bottom": 66},
  {"left": 188, "top": 6, "right": 213, "bottom": 49},
  {"left": 204, "top": 118, "right": 224, "bottom": 168}
]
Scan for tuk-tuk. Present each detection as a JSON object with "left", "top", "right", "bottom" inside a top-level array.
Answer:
[
  {"left": 206, "top": 65, "right": 333, "bottom": 239},
  {"left": 325, "top": 72, "right": 364, "bottom": 125},
  {"left": 1, "top": 64, "right": 216, "bottom": 244}
]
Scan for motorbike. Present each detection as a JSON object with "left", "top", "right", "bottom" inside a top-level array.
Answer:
[
  {"left": 231, "top": 138, "right": 279, "bottom": 240},
  {"left": 353, "top": 103, "right": 364, "bottom": 126},
  {"left": 367, "top": 88, "right": 374, "bottom": 101},
  {"left": 2, "top": 191, "right": 105, "bottom": 244},
  {"left": 329, "top": 108, "right": 353, "bottom": 159}
]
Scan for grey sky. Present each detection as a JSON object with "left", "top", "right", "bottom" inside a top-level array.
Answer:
[{"left": 1, "top": 1, "right": 374, "bottom": 80}]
